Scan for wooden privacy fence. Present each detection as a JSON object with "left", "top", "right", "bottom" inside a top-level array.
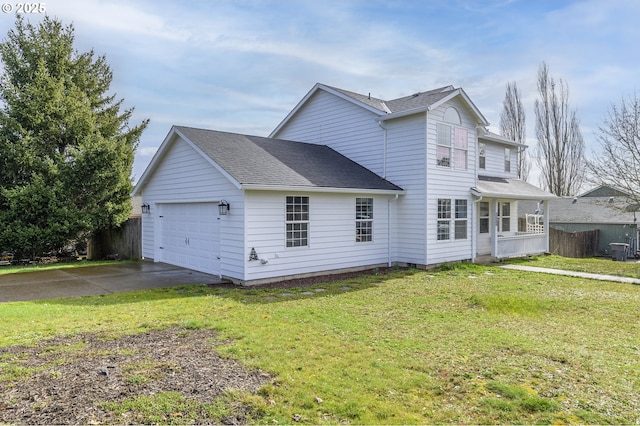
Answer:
[
  {"left": 549, "top": 227, "right": 599, "bottom": 258},
  {"left": 88, "top": 217, "right": 141, "bottom": 260}
]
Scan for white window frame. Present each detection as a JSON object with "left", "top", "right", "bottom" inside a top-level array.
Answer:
[
  {"left": 498, "top": 202, "right": 511, "bottom": 233},
  {"left": 437, "top": 198, "right": 451, "bottom": 240},
  {"left": 479, "top": 201, "right": 489, "bottom": 234},
  {"left": 355, "top": 197, "right": 373, "bottom": 243},
  {"left": 285, "top": 196, "right": 309, "bottom": 248},
  {"left": 436, "top": 123, "right": 468, "bottom": 170},
  {"left": 504, "top": 148, "right": 511, "bottom": 173},
  {"left": 454, "top": 199, "right": 468, "bottom": 240},
  {"left": 479, "top": 143, "right": 486, "bottom": 169}
]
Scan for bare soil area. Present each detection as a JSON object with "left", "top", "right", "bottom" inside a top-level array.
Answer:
[{"left": 0, "top": 327, "right": 272, "bottom": 425}]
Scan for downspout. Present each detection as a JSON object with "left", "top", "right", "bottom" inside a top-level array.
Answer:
[
  {"left": 388, "top": 193, "right": 398, "bottom": 267},
  {"left": 424, "top": 110, "right": 429, "bottom": 266}
]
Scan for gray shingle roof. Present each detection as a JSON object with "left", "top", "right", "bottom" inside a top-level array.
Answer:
[
  {"left": 176, "top": 126, "right": 403, "bottom": 192},
  {"left": 327, "top": 85, "right": 457, "bottom": 114},
  {"left": 520, "top": 196, "right": 638, "bottom": 224},
  {"left": 472, "top": 176, "right": 557, "bottom": 200}
]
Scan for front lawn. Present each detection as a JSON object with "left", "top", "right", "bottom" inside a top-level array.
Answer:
[{"left": 1, "top": 262, "right": 639, "bottom": 424}]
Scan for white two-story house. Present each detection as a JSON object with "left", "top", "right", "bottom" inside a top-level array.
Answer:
[{"left": 132, "top": 83, "right": 554, "bottom": 284}]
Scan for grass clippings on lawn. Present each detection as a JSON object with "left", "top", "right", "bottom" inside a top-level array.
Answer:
[{"left": 1, "top": 261, "right": 639, "bottom": 424}]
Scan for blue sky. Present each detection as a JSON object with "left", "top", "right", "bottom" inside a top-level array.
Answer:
[{"left": 1, "top": 0, "right": 639, "bottom": 185}]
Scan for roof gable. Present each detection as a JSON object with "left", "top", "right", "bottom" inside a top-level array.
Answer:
[{"left": 271, "top": 83, "right": 490, "bottom": 136}]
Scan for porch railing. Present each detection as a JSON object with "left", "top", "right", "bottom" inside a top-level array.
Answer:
[{"left": 495, "top": 232, "right": 547, "bottom": 258}]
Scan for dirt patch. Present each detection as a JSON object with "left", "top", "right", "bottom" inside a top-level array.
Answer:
[{"left": 0, "top": 327, "right": 272, "bottom": 424}]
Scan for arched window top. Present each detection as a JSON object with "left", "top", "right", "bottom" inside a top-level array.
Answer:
[{"left": 443, "top": 107, "right": 461, "bottom": 125}]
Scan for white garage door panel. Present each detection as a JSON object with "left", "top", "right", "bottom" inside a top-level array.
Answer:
[{"left": 158, "top": 203, "right": 220, "bottom": 275}]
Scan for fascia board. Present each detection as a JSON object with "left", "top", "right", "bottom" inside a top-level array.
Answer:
[
  {"left": 242, "top": 184, "right": 405, "bottom": 195},
  {"left": 132, "top": 126, "right": 179, "bottom": 196}
]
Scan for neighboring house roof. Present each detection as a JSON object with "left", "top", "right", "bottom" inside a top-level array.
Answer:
[
  {"left": 270, "top": 83, "right": 490, "bottom": 137},
  {"left": 539, "top": 197, "right": 638, "bottom": 225},
  {"left": 471, "top": 176, "right": 557, "bottom": 200},
  {"left": 133, "top": 126, "right": 404, "bottom": 195},
  {"left": 579, "top": 185, "right": 630, "bottom": 198}
]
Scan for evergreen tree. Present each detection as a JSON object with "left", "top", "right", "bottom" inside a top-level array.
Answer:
[{"left": 0, "top": 16, "right": 148, "bottom": 257}]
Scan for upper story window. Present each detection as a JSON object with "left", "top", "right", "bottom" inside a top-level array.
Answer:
[
  {"left": 355, "top": 197, "right": 373, "bottom": 243},
  {"left": 437, "top": 123, "right": 451, "bottom": 167},
  {"left": 286, "top": 196, "right": 309, "bottom": 247},
  {"left": 479, "top": 143, "right": 486, "bottom": 169},
  {"left": 444, "top": 107, "right": 461, "bottom": 125},
  {"left": 437, "top": 123, "right": 468, "bottom": 170},
  {"left": 504, "top": 148, "right": 511, "bottom": 173}
]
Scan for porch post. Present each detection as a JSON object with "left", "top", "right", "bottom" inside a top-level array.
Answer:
[
  {"left": 544, "top": 201, "right": 550, "bottom": 253},
  {"left": 492, "top": 199, "right": 499, "bottom": 258}
]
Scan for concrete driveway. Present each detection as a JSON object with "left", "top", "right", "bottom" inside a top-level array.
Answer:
[{"left": 0, "top": 262, "right": 227, "bottom": 303}]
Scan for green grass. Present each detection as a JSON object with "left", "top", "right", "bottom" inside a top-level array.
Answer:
[
  {"left": 507, "top": 254, "right": 640, "bottom": 278},
  {"left": 2, "top": 261, "right": 640, "bottom": 424},
  {"left": 0, "top": 260, "right": 130, "bottom": 275}
]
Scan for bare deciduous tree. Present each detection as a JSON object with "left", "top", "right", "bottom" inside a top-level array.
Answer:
[
  {"left": 588, "top": 93, "right": 640, "bottom": 205},
  {"left": 534, "top": 62, "right": 585, "bottom": 196},
  {"left": 499, "top": 81, "right": 530, "bottom": 180}
]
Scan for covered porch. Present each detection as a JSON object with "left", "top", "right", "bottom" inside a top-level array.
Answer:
[{"left": 471, "top": 176, "right": 557, "bottom": 261}]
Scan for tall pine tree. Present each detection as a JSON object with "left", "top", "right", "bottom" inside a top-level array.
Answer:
[{"left": 0, "top": 16, "right": 148, "bottom": 257}]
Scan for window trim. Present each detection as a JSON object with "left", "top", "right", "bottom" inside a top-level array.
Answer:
[
  {"left": 285, "top": 196, "right": 309, "bottom": 248},
  {"left": 437, "top": 198, "right": 451, "bottom": 240},
  {"left": 498, "top": 201, "right": 511, "bottom": 233},
  {"left": 436, "top": 123, "right": 468, "bottom": 170},
  {"left": 479, "top": 201, "right": 489, "bottom": 234},
  {"left": 504, "top": 148, "right": 511, "bottom": 173},
  {"left": 454, "top": 199, "right": 468, "bottom": 240},
  {"left": 355, "top": 197, "right": 373, "bottom": 243}
]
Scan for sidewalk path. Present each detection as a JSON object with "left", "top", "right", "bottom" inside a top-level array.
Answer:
[{"left": 499, "top": 264, "right": 640, "bottom": 285}]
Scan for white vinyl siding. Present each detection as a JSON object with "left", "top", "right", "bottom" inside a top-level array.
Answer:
[
  {"left": 384, "top": 114, "right": 427, "bottom": 265},
  {"left": 244, "top": 191, "right": 391, "bottom": 282},
  {"left": 478, "top": 141, "right": 519, "bottom": 179},
  {"left": 427, "top": 97, "right": 476, "bottom": 264},
  {"left": 273, "top": 89, "right": 385, "bottom": 176}
]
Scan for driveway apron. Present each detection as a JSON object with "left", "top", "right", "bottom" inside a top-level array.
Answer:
[{"left": 0, "top": 262, "right": 226, "bottom": 303}]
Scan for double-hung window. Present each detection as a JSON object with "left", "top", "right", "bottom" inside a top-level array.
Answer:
[
  {"left": 436, "top": 123, "right": 468, "bottom": 169},
  {"left": 454, "top": 199, "right": 467, "bottom": 240},
  {"left": 438, "top": 198, "right": 468, "bottom": 240},
  {"left": 437, "top": 199, "right": 451, "bottom": 240},
  {"left": 498, "top": 202, "right": 511, "bottom": 232},
  {"left": 436, "top": 123, "right": 451, "bottom": 167},
  {"left": 479, "top": 143, "right": 486, "bottom": 169},
  {"left": 479, "top": 201, "right": 489, "bottom": 234},
  {"left": 355, "top": 198, "right": 373, "bottom": 242},
  {"left": 286, "top": 196, "right": 309, "bottom": 247},
  {"left": 504, "top": 148, "right": 511, "bottom": 173}
]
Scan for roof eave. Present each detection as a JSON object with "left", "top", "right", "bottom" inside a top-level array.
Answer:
[
  {"left": 478, "top": 130, "right": 527, "bottom": 148},
  {"left": 242, "top": 184, "right": 405, "bottom": 195},
  {"left": 132, "top": 126, "right": 179, "bottom": 196}
]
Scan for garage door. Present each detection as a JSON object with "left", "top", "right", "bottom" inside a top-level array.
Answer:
[{"left": 158, "top": 203, "right": 220, "bottom": 275}]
